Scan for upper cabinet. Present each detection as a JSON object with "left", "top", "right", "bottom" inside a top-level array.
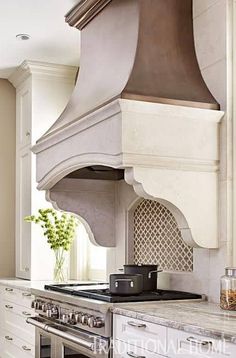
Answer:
[{"left": 9, "top": 61, "right": 77, "bottom": 280}]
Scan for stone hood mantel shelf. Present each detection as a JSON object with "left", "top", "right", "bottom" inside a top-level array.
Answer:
[{"left": 32, "top": 0, "right": 224, "bottom": 249}]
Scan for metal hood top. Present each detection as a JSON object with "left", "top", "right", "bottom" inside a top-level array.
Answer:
[
  {"left": 32, "top": 0, "right": 224, "bottom": 250},
  {"left": 38, "top": 0, "right": 219, "bottom": 143}
]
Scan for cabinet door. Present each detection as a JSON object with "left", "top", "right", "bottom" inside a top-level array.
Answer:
[
  {"left": 15, "top": 147, "right": 31, "bottom": 279},
  {"left": 16, "top": 80, "right": 32, "bottom": 149}
]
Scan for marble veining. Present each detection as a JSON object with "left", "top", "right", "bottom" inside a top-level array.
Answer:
[{"left": 112, "top": 300, "right": 236, "bottom": 344}]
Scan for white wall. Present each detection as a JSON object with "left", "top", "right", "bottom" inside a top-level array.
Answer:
[
  {"left": 169, "top": 0, "right": 228, "bottom": 302},
  {"left": 0, "top": 79, "right": 16, "bottom": 277}
]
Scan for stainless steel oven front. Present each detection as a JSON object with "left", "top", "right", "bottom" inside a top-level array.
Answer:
[{"left": 28, "top": 317, "right": 110, "bottom": 358}]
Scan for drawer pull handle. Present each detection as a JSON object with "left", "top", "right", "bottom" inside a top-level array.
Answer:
[
  {"left": 5, "top": 304, "right": 13, "bottom": 309},
  {"left": 127, "top": 352, "right": 145, "bottom": 358},
  {"left": 5, "top": 288, "right": 13, "bottom": 292},
  {"left": 186, "top": 336, "right": 213, "bottom": 346},
  {"left": 5, "top": 336, "right": 13, "bottom": 341},
  {"left": 22, "top": 292, "right": 31, "bottom": 297},
  {"left": 127, "top": 321, "right": 147, "bottom": 328},
  {"left": 22, "top": 345, "right": 31, "bottom": 351},
  {"left": 22, "top": 311, "right": 31, "bottom": 316}
]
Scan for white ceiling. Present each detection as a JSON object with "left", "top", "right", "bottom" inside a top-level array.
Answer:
[{"left": 0, "top": 0, "right": 80, "bottom": 78}]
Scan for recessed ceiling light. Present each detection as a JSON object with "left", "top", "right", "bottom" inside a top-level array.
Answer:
[{"left": 16, "top": 34, "right": 31, "bottom": 41}]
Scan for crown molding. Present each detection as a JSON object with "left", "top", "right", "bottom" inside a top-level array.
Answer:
[{"left": 8, "top": 60, "right": 78, "bottom": 88}]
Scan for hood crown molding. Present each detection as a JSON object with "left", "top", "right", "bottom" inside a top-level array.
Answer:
[{"left": 65, "top": 0, "right": 112, "bottom": 30}]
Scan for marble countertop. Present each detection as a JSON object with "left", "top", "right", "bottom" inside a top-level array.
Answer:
[
  {"left": 0, "top": 278, "right": 48, "bottom": 292},
  {"left": 112, "top": 300, "right": 236, "bottom": 344}
]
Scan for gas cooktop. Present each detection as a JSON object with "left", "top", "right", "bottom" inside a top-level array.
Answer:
[{"left": 44, "top": 283, "right": 202, "bottom": 303}]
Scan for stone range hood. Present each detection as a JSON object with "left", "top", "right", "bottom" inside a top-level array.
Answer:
[{"left": 32, "top": 0, "right": 224, "bottom": 250}]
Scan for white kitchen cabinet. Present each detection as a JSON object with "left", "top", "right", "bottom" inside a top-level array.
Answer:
[
  {"left": 10, "top": 60, "right": 77, "bottom": 280},
  {"left": 113, "top": 314, "right": 236, "bottom": 358},
  {"left": 0, "top": 285, "right": 35, "bottom": 358}
]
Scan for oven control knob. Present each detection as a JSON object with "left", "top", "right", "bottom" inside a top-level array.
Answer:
[
  {"left": 94, "top": 318, "right": 105, "bottom": 328},
  {"left": 87, "top": 316, "right": 96, "bottom": 328},
  {"left": 81, "top": 314, "right": 89, "bottom": 325},
  {"left": 62, "top": 314, "right": 69, "bottom": 324}
]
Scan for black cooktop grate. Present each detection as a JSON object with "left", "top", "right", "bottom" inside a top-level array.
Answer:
[{"left": 44, "top": 283, "right": 202, "bottom": 303}]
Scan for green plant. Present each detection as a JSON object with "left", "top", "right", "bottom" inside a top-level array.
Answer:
[{"left": 25, "top": 208, "right": 79, "bottom": 281}]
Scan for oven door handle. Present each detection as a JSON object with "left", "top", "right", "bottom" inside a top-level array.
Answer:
[
  {"left": 26, "top": 317, "right": 48, "bottom": 330},
  {"left": 27, "top": 317, "right": 95, "bottom": 351},
  {"left": 46, "top": 324, "right": 95, "bottom": 351}
]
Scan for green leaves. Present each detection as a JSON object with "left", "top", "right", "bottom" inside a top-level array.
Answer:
[{"left": 24, "top": 208, "right": 79, "bottom": 251}]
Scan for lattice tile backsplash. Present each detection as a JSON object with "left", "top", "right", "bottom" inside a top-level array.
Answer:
[{"left": 133, "top": 200, "right": 193, "bottom": 271}]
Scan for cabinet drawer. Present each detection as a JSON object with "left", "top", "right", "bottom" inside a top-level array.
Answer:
[
  {"left": 168, "top": 328, "right": 236, "bottom": 357},
  {"left": 3, "top": 339, "right": 33, "bottom": 358},
  {"left": 114, "top": 340, "right": 164, "bottom": 358},
  {"left": 2, "top": 286, "right": 33, "bottom": 308},
  {"left": 113, "top": 314, "right": 167, "bottom": 355},
  {"left": 3, "top": 301, "right": 35, "bottom": 344},
  {"left": 2, "top": 329, "right": 34, "bottom": 357},
  {"left": 3, "top": 299, "right": 34, "bottom": 318}
]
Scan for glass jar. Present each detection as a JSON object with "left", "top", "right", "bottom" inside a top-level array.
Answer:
[{"left": 220, "top": 267, "right": 236, "bottom": 310}]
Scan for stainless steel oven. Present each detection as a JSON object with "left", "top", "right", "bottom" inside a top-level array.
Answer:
[{"left": 28, "top": 317, "right": 110, "bottom": 358}]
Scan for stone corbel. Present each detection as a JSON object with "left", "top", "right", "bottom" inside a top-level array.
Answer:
[
  {"left": 125, "top": 166, "right": 218, "bottom": 248},
  {"left": 46, "top": 178, "right": 117, "bottom": 247}
]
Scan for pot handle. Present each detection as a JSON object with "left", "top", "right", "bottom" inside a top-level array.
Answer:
[
  {"left": 148, "top": 270, "right": 163, "bottom": 279},
  {"left": 115, "top": 279, "right": 134, "bottom": 288}
]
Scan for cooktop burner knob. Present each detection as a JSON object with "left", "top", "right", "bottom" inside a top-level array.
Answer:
[
  {"left": 87, "top": 316, "right": 96, "bottom": 328},
  {"left": 75, "top": 312, "right": 82, "bottom": 323},
  {"left": 31, "top": 300, "right": 37, "bottom": 309},
  {"left": 81, "top": 314, "right": 89, "bottom": 325},
  {"left": 94, "top": 318, "right": 105, "bottom": 328},
  {"left": 62, "top": 314, "right": 69, "bottom": 324},
  {"left": 51, "top": 306, "right": 59, "bottom": 319},
  {"left": 42, "top": 303, "right": 47, "bottom": 312},
  {"left": 68, "top": 312, "right": 76, "bottom": 325},
  {"left": 34, "top": 301, "right": 42, "bottom": 310},
  {"left": 46, "top": 309, "right": 52, "bottom": 318}
]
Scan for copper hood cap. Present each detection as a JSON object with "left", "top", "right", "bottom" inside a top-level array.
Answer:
[{"left": 40, "top": 0, "right": 219, "bottom": 141}]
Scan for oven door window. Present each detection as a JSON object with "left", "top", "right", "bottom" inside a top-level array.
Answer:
[
  {"left": 64, "top": 345, "right": 89, "bottom": 357},
  {"left": 40, "top": 334, "right": 52, "bottom": 358}
]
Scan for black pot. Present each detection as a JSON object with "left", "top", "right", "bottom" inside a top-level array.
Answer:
[
  {"left": 123, "top": 264, "right": 162, "bottom": 291},
  {"left": 109, "top": 274, "right": 143, "bottom": 295}
]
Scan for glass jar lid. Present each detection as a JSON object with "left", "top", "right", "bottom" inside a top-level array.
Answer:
[{"left": 225, "top": 267, "right": 236, "bottom": 277}]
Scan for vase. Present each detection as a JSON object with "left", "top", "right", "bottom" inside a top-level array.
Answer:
[{"left": 53, "top": 248, "right": 68, "bottom": 282}]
